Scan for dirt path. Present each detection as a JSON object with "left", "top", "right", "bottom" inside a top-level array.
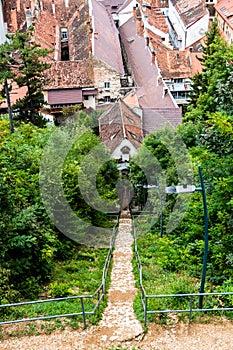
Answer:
[{"left": 1, "top": 212, "right": 233, "bottom": 349}]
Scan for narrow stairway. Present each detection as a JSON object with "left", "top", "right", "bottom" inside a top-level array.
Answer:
[{"left": 97, "top": 210, "right": 143, "bottom": 343}]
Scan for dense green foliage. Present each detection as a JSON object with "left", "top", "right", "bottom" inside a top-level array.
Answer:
[
  {"left": 0, "top": 116, "right": 118, "bottom": 303},
  {"left": 130, "top": 21, "right": 233, "bottom": 309},
  {"left": 185, "top": 20, "right": 233, "bottom": 122}
]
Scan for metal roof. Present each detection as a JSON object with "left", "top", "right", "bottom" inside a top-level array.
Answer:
[{"left": 48, "top": 89, "right": 83, "bottom": 105}]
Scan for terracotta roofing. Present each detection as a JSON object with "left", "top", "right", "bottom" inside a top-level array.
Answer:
[
  {"left": 33, "top": 9, "right": 57, "bottom": 58},
  {"left": 44, "top": 61, "right": 94, "bottom": 89},
  {"left": 148, "top": 30, "right": 203, "bottom": 79},
  {"left": 120, "top": 17, "right": 179, "bottom": 109},
  {"left": 147, "top": 30, "right": 193, "bottom": 79},
  {"left": 190, "top": 52, "right": 203, "bottom": 74},
  {"left": 33, "top": 0, "right": 90, "bottom": 62},
  {"left": 215, "top": 0, "right": 233, "bottom": 29},
  {"left": 39, "top": 0, "right": 86, "bottom": 23},
  {"left": 147, "top": 8, "right": 169, "bottom": 34},
  {"left": 171, "top": 0, "right": 208, "bottom": 28},
  {"left": 99, "top": 100, "right": 143, "bottom": 152},
  {"left": 91, "top": 0, "right": 124, "bottom": 74}
]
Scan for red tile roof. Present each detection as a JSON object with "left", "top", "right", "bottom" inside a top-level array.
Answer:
[
  {"left": 215, "top": 0, "right": 233, "bottom": 30},
  {"left": 0, "top": 82, "right": 27, "bottom": 109},
  {"left": 44, "top": 61, "right": 94, "bottom": 90},
  {"left": 147, "top": 8, "right": 169, "bottom": 34},
  {"left": 143, "top": 108, "right": 182, "bottom": 135},
  {"left": 171, "top": 0, "right": 208, "bottom": 28},
  {"left": 120, "top": 18, "right": 179, "bottom": 109},
  {"left": 148, "top": 30, "right": 203, "bottom": 78},
  {"left": 99, "top": 100, "right": 143, "bottom": 152}
]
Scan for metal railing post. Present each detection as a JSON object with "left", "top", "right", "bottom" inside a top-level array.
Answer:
[
  {"left": 198, "top": 165, "right": 209, "bottom": 309},
  {"left": 144, "top": 296, "right": 148, "bottom": 327},
  {"left": 189, "top": 296, "right": 193, "bottom": 323},
  {"left": 80, "top": 297, "right": 87, "bottom": 329}
]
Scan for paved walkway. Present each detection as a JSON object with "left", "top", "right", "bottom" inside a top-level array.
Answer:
[{"left": 97, "top": 211, "right": 143, "bottom": 343}]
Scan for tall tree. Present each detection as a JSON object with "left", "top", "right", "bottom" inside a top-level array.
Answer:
[
  {"left": 0, "top": 27, "right": 52, "bottom": 127},
  {"left": 0, "top": 40, "right": 16, "bottom": 133},
  {"left": 184, "top": 20, "right": 233, "bottom": 122}
]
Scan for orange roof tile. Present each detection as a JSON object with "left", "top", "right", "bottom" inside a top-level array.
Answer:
[{"left": 215, "top": 0, "right": 233, "bottom": 30}]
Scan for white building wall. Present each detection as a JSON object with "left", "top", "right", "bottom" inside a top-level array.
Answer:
[
  {"left": 186, "top": 14, "right": 209, "bottom": 48},
  {"left": 168, "top": 0, "right": 186, "bottom": 49},
  {"left": 111, "top": 139, "right": 138, "bottom": 160},
  {"left": 143, "top": 18, "right": 170, "bottom": 47},
  {"left": 118, "top": 0, "right": 137, "bottom": 28},
  {"left": 0, "top": 1, "right": 7, "bottom": 44},
  {"left": 168, "top": 1, "right": 209, "bottom": 49},
  {"left": 83, "top": 95, "right": 96, "bottom": 109}
]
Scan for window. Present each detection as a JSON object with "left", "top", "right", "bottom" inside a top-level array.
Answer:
[
  {"left": 104, "top": 96, "right": 110, "bottom": 103},
  {"left": 61, "top": 28, "right": 68, "bottom": 42},
  {"left": 61, "top": 28, "right": 69, "bottom": 61},
  {"left": 110, "top": 131, "right": 119, "bottom": 140},
  {"left": 128, "top": 131, "right": 137, "bottom": 139},
  {"left": 104, "top": 82, "right": 110, "bottom": 90}
]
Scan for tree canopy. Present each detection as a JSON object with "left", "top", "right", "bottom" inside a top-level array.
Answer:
[
  {"left": 185, "top": 20, "right": 233, "bottom": 122},
  {"left": 0, "top": 27, "right": 52, "bottom": 130}
]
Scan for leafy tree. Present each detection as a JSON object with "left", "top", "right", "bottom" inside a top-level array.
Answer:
[
  {"left": 185, "top": 20, "right": 233, "bottom": 122},
  {"left": 0, "top": 40, "right": 17, "bottom": 133},
  {"left": 0, "top": 117, "right": 119, "bottom": 300},
  {"left": 0, "top": 121, "right": 57, "bottom": 300},
  {"left": 0, "top": 27, "right": 52, "bottom": 127}
]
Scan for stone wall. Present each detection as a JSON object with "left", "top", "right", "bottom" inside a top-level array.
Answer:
[{"left": 93, "top": 57, "right": 123, "bottom": 105}]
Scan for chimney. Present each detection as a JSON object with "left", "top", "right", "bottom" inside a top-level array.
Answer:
[
  {"left": 52, "top": 0, "right": 55, "bottom": 15},
  {"left": 85, "top": 11, "right": 89, "bottom": 21},
  {"left": 152, "top": 51, "right": 155, "bottom": 64},
  {"left": 25, "top": 8, "right": 32, "bottom": 28},
  {"left": 133, "top": 7, "right": 137, "bottom": 19},
  {"left": 10, "top": 8, "right": 18, "bottom": 31},
  {"left": 88, "top": 38, "right": 92, "bottom": 54},
  {"left": 17, "top": 0, "right": 21, "bottom": 11},
  {"left": 146, "top": 37, "right": 149, "bottom": 46},
  {"left": 137, "top": 17, "right": 144, "bottom": 36}
]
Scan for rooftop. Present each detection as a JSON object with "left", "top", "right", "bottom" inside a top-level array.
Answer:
[
  {"left": 171, "top": 0, "right": 208, "bottom": 27},
  {"left": 215, "top": 0, "right": 233, "bottom": 29},
  {"left": 99, "top": 100, "right": 143, "bottom": 153},
  {"left": 91, "top": 0, "right": 124, "bottom": 74},
  {"left": 44, "top": 61, "right": 94, "bottom": 90},
  {"left": 147, "top": 8, "right": 169, "bottom": 34},
  {"left": 148, "top": 30, "right": 203, "bottom": 79},
  {"left": 120, "top": 17, "right": 179, "bottom": 109}
]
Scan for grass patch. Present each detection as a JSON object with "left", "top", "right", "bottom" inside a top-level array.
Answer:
[
  {"left": 132, "top": 228, "right": 231, "bottom": 324},
  {"left": 0, "top": 245, "right": 113, "bottom": 337}
]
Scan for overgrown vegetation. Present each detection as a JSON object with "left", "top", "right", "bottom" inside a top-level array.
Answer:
[
  {"left": 0, "top": 116, "right": 118, "bottom": 306},
  {"left": 130, "top": 21, "right": 233, "bottom": 323}
]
